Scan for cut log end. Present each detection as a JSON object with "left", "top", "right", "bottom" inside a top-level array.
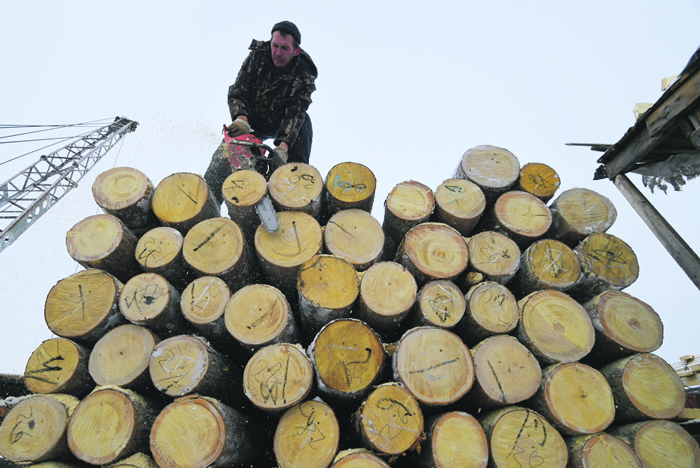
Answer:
[
  {"left": 414, "top": 280, "right": 466, "bottom": 329},
  {"left": 135, "top": 227, "right": 184, "bottom": 270},
  {"left": 149, "top": 335, "right": 209, "bottom": 398},
  {"left": 274, "top": 400, "right": 340, "bottom": 468},
  {"left": 517, "top": 162, "right": 560, "bottom": 201},
  {"left": 24, "top": 338, "right": 90, "bottom": 395},
  {"left": 467, "top": 231, "right": 520, "bottom": 283},
  {"left": 455, "top": 145, "right": 520, "bottom": 200},
  {"left": 567, "top": 433, "right": 642, "bottom": 468},
  {"left": 152, "top": 172, "right": 219, "bottom": 231},
  {"left": 180, "top": 276, "right": 231, "bottom": 325},
  {"left": 463, "top": 282, "right": 519, "bottom": 338},
  {"left": 325, "top": 162, "right": 377, "bottom": 210},
  {"left": 433, "top": 178, "right": 486, "bottom": 236},
  {"left": 428, "top": 412, "right": 488, "bottom": 468},
  {"left": 325, "top": 209, "right": 384, "bottom": 271},
  {"left": 268, "top": 163, "right": 324, "bottom": 213},
  {"left": 88, "top": 324, "right": 158, "bottom": 388},
  {"left": 548, "top": 188, "right": 617, "bottom": 246},
  {"left": 183, "top": 217, "right": 246, "bottom": 277}
]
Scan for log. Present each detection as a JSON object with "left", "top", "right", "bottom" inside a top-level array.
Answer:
[
  {"left": 332, "top": 449, "right": 392, "bottom": 467},
  {"left": 324, "top": 162, "right": 377, "bottom": 219},
  {"left": 516, "top": 162, "right": 560, "bottom": 203},
  {"left": 268, "top": 162, "right": 325, "bottom": 220},
  {"left": 547, "top": 188, "right": 617, "bottom": 247},
  {"left": 515, "top": 290, "right": 595, "bottom": 364},
  {"left": 566, "top": 433, "right": 642, "bottom": 468},
  {"left": 599, "top": 353, "right": 685, "bottom": 422},
  {"left": 355, "top": 261, "right": 417, "bottom": 340},
  {"left": 395, "top": 223, "right": 469, "bottom": 286},
  {"left": 243, "top": 343, "right": 313, "bottom": 413},
  {"left": 469, "top": 335, "right": 542, "bottom": 407},
  {"left": 255, "top": 211, "right": 323, "bottom": 296},
  {"left": 382, "top": 180, "right": 435, "bottom": 260},
  {"left": 408, "top": 280, "right": 466, "bottom": 330},
  {"left": 325, "top": 209, "right": 384, "bottom": 271},
  {"left": 464, "top": 231, "right": 521, "bottom": 285},
  {"left": 453, "top": 145, "right": 520, "bottom": 203},
  {"left": 479, "top": 406, "right": 567, "bottom": 468},
  {"left": 149, "top": 335, "right": 242, "bottom": 402},
  {"left": 528, "top": 362, "right": 615, "bottom": 436},
  {"left": 221, "top": 169, "right": 267, "bottom": 241},
  {"left": 224, "top": 284, "right": 300, "bottom": 354},
  {"left": 456, "top": 282, "right": 519, "bottom": 345},
  {"left": 274, "top": 399, "right": 340, "bottom": 468},
  {"left": 179, "top": 276, "right": 231, "bottom": 345},
  {"left": 609, "top": 420, "right": 700, "bottom": 468},
  {"left": 581, "top": 290, "right": 663, "bottom": 365},
  {"left": 134, "top": 226, "right": 195, "bottom": 291},
  {"left": 478, "top": 191, "right": 552, "bottom": 248},
  {"left": 67, "top": 386, "right": 158, "bottom": 466},
  {"left": 0, "top": 394, "right": 79, "bottom": 464},
  {"left": 432, "top": 178, "right": 486, "bottom": 237},
  {"left": 415, "top": 411, "right": 488, "bottom": 468},
  {"left": 353, "top": 382, "right": 424, "bottom": 461},
  {"left": 65, "top": 214, "right": 142, "bottom": 283},
  {"left": 24, "top": 338, "right": 93, "bottom": 397},
  {"left": 119, "top": 273, "right": 190, "bottom": 337},
  {"left": 509, "top": 238, "right": 581, "bottom": 297},
  {"left": 569, "top": 232, "right": 640, "bottom": 302},
  {"left": 149, "top": 394, "right": 259, "bottom": 468},
  {"left": 151, "top": 172, "right": 220, "bottom": 234},
  {"left": 104, "top": 452, "right": 159, "bottom": 468},
  {"left": 44, "top": 269, "right": 127, "bottom": 345},
  {"left": 182, "top": 217, "right": 255, "bottom": 291},
  {"left": 392, "top": 327, "right": 474, "bottom": 408},
  {"left": 307, "top": 319, "right": 385, "bottom": 402},
  {"left": 297, "top": 255, "right": 360, "bottom": 340},
  {"left": 88, "top": 324, "right": 159, "bottom": 391},
  {"left": 92, "top": 166, "right": 158, "bottom": 236}
]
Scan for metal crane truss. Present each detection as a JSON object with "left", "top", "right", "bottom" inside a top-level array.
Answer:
[{"left": 0, "top": 117, "right": 138, "bottom": 254}]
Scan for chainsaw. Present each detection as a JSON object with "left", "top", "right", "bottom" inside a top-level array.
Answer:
[{"left": 223, "top": 125, "right": 280, "bottom": 233}]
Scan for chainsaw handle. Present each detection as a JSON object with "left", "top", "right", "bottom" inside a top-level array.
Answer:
[{"left": 225, "top": 137, "right": 275, "bottom": 161}]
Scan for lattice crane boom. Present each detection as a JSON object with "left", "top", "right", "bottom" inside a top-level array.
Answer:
[{"left": 0, "top": 116, "right": 138, "bottom": 254}]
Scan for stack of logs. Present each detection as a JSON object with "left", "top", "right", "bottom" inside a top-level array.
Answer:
[{"left": 1, "top": 144, "right": 697, "bottom": 468}]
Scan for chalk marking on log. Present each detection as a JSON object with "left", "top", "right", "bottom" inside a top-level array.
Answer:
[
  {"left": 544, "top": 248, "right": 563, "bottom": 274},
  {"left": 297, "top": 402, "right": 326, "bottom": 450}
]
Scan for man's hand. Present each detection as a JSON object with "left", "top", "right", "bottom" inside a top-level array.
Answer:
[
  {"left": 272, "top": 146, "right": 288, "bottom": 170},
  {"left": 226, "top": 118, "right": 251, "bottom": 137}
]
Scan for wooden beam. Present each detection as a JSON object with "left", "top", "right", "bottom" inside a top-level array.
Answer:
[
  {"left": 603, "top": 125, "right": 663, "bottom": 179},
  {"left": 647, "top": 70, "right": 700, "bottom": 138},
  {"left": 613, "top": 174, "right": 700, "bottom": 291}
]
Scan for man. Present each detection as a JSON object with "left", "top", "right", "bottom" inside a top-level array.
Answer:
[{"left": 205, "top": 21, "right": 317, "bottom": 205}]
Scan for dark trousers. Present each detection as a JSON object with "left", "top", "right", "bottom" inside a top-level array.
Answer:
[{"left": 204, "top": 114, "right": 313, "bottom": 206}]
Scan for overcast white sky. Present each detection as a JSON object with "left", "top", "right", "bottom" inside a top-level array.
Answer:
[{"left": 1, "top": 1, "right": 700, "bottom": 376}]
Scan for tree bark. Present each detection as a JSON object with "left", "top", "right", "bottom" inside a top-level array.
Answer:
[
  {"left": 179, "top": 276, "right": 231, "bottom": 346},
  {"left": 456, "top": 282, "right": 519, "bottom": 346},
  {"left": 599, "top": 353, "right": 685, "bottom": 422},
  {"left": 44, "top": 269, "right": 127, "bottom": 346},
  {"left": 463, "top": 231, "right": 521, "bottom": 285},
  {"left": 331, "top": 450, "right": 392, "bottom": 467},
  {"left": 254, "top": 210, "right": 323, "bottom": 297},
  {"left": 469, "top": 335, "right": 542, "bottom": 408},
  {"left": 182, "top": 217, "right": 256, "bottom": 291},
  {"left": 527, "top": 362, "right": 615, "bottom": 436},
  {"left": 479, "top": 406, "right": 567, "bottom": 468},
  {"left": 268, "top": 162, "right": 324, "bottom": 221},
  {"left": 453, "top": 145, "right": 520, "bottom": 203},
  {"left": 355, "top": 261, "right": 417, "bottom": 340},
  {"left": 66, "top": 214, "right": 142, "bottom": 283},
  {"left": 150, "top": 394, "right": 259, "bottom": 468},
  {"left": 0, "top": 394, "right": 79, "bottom": 464},
  {"left": 67, "top": 386, "right": 159, "bottom": 466},
  {"left": 432, "top": 178, "right": 486, "bottom": 237},
  {"left": 382, "top": 180, "right": 435, "bottom": 260},
  {"left": 566, "top": 433, "right": 642, "bottom": 468},
  {"left": 478, "top": 191, "right": 552, "bottom": 248},
  {"left": 307, "top": 319, "right": 385, "bottom": 403},
  {"left": 224, "top": 284, "right": 300, "bottom": 354},
  {"left": 609, "top": 420, "right": 700, "bottom": 468},
  {"left": 408, "top": 280, "right": 466, "bottom": 331},
  {"left": 104, "top": 452, "right": 159, "bottom": 468},
  {"left": 395, "top": 223, "right": 469, "bottom": 287},
  {"left": 392, "top": 327, "right": 474, "bottom": 408},
  {"left": 134, "top": 226, "right": 195, "bottom": 291},
  {"left": 547, "top": 188, "right": 617, "bottom": 247},
  {"left": 414, "top": 411, "right": 488, "bottom": 468},
  {"left": 274, "top": 399, "right": 340, "bottom": 468},
  {"left": 92, "top": 166, "right": 159, "bottom": 237},
  {"left": 515, "top": 290, "right": 594, "bottom": 364},
  {"left": 243, "top": 343, "right": 313, "bottom": 414},
  {"left": 324, "top": 162, "right": 377, "bottom": 220},
  {"left": 24, "top": 338, "right": 93, "bottom": 397},
  {"left": 151, "top": 172, "right": 220, "bottom": 235},
  {"left": 119, "top": 273, "right": 190, "bottom": 337},
  {"left": 297, "top": 255, "right": 360, "bottom": 341},
  {"left": 325, "top": 208, "right": 384, "bottom": 271},
  {"left": 88, "top": 324, "right": 159, "bottom": 391},
  {"left": 581, "top": 290, "right": 663, "bottom": 365},
  {"left": 516, "top": 162, "right": 560, "bottom": 203},
  {"left": 509, "top": 238, "right": 581, "bottom": 297},
  {"left": 353, "top": 382, "right": 424, "bottom": 462}
]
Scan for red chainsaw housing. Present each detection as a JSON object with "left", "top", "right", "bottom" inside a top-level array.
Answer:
[{"left": 223, "top": 128, "right": 267, "bottom": 170}]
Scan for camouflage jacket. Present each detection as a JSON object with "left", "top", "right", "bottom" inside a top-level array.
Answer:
[{"left": 228, "top": 40, "right": 317, "bottom": 148}]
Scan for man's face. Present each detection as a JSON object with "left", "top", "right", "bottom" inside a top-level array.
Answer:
[{"left": 271, "top": 31, "right": 300, "bottom": 68}]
